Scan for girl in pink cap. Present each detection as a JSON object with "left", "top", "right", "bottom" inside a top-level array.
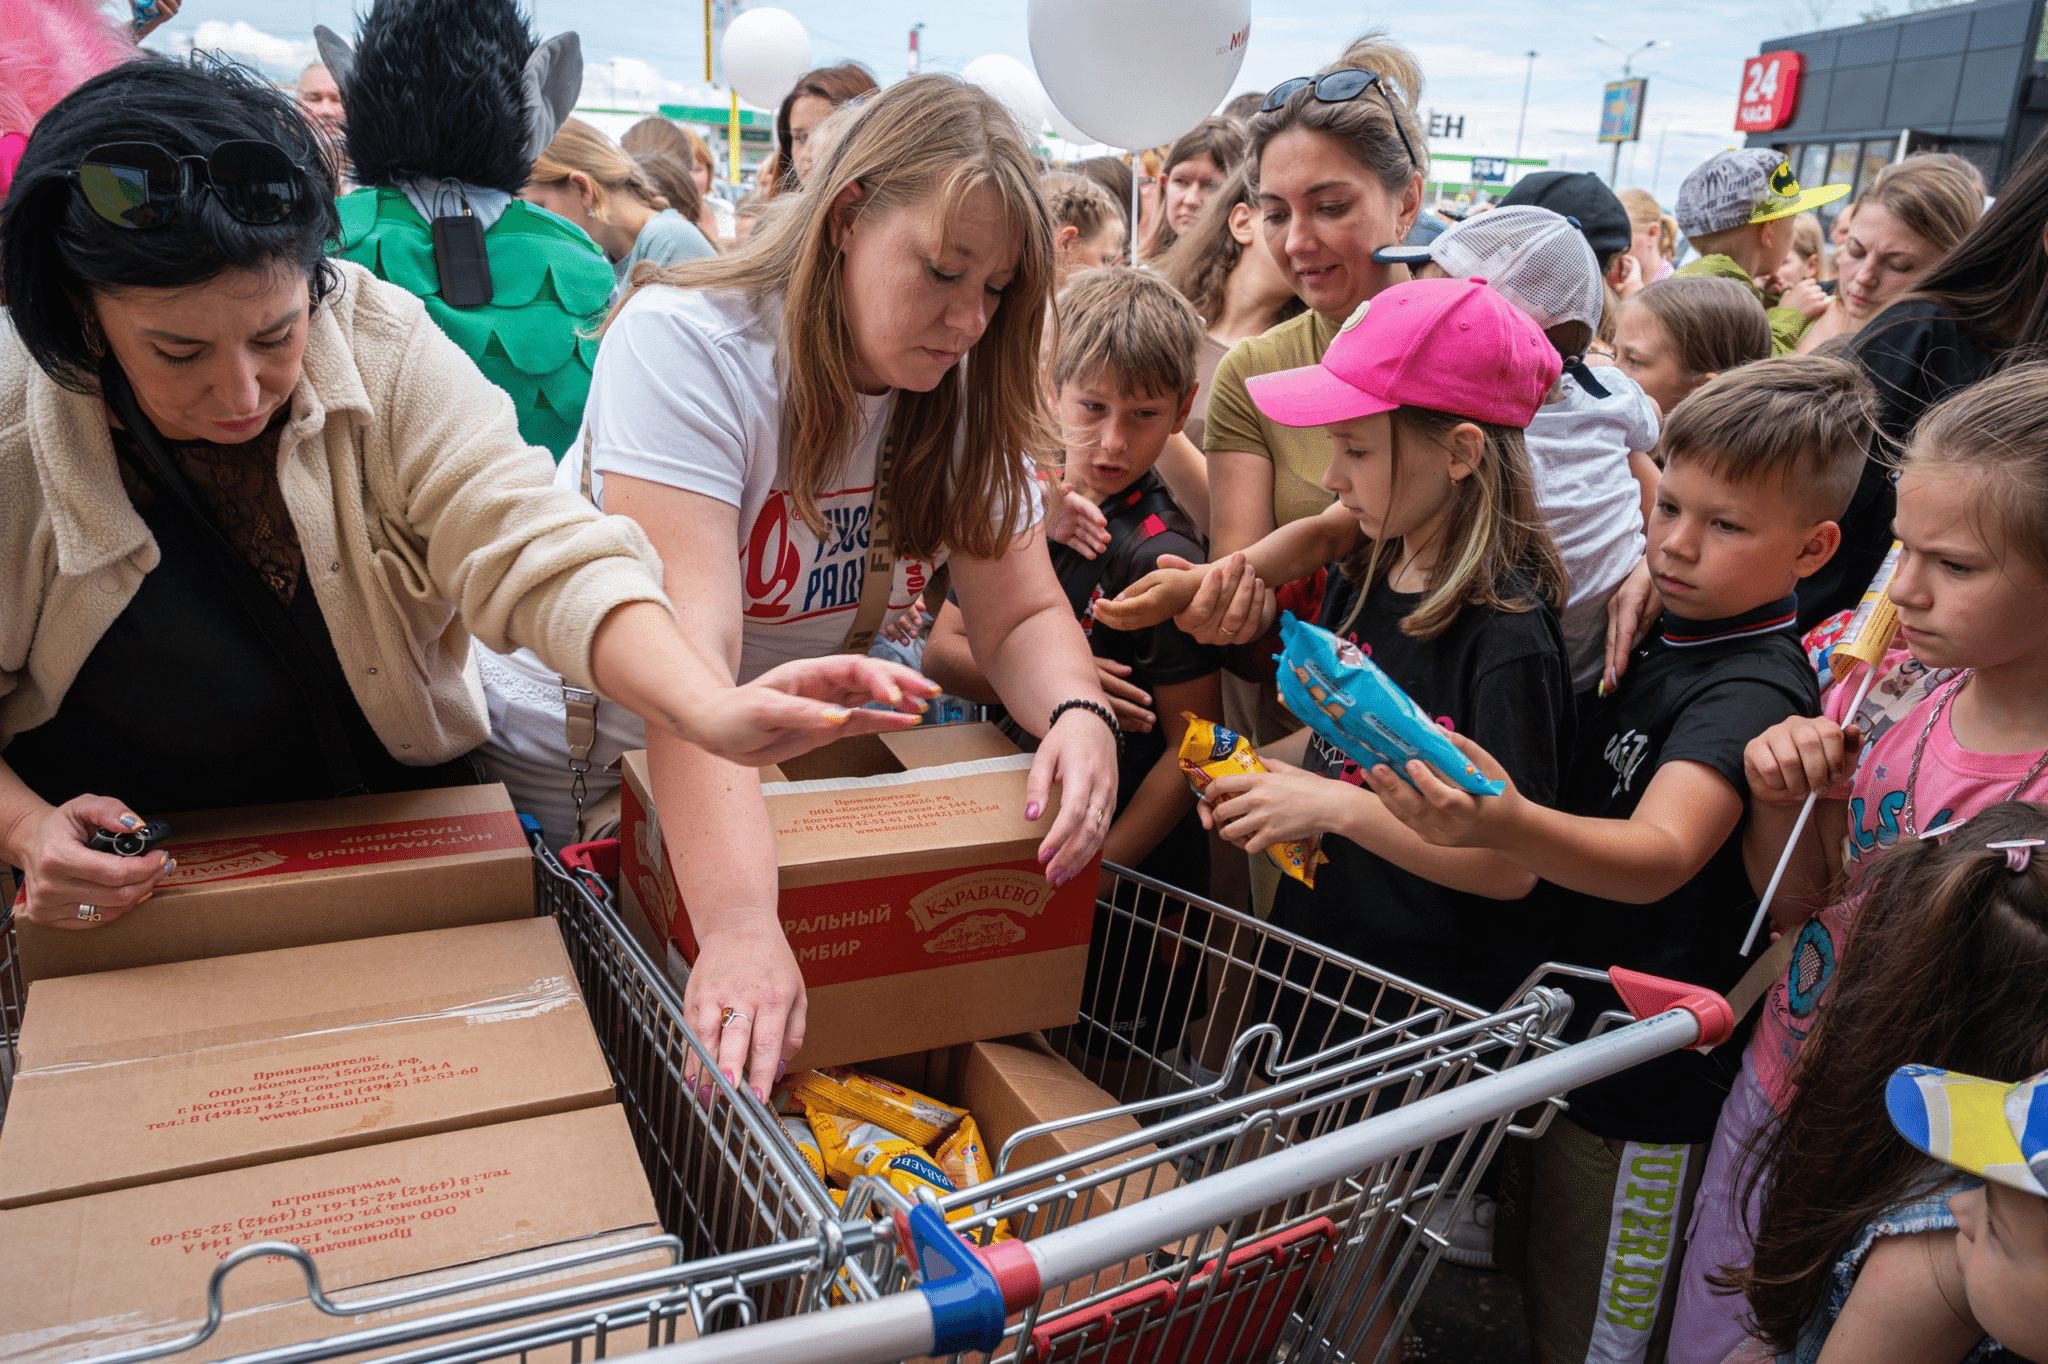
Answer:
[{"left": 1099, "top": 275, "right": 1572, "bottom": 1014}]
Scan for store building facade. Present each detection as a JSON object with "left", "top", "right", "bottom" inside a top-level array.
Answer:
[{"left": 1743, "top": 0, "right": 2047, "bottom": 221}]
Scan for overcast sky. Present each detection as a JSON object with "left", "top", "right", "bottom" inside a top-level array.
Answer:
[{"left": 146, "top": 0, "right": 1855, "bottom": 204}]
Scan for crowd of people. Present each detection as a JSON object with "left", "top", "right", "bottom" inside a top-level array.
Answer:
[{"left": 2, "top": 4, "right": 2047, "bottom": 1362}]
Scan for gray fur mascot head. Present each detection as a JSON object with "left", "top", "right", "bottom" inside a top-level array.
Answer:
[{"left": 315, "top": 0, "right": 580, "bottom": 198}]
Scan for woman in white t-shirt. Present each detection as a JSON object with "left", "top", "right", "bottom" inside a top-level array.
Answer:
[{"left": 480, "top": 76, "right": 1119, "bottom": 1102}]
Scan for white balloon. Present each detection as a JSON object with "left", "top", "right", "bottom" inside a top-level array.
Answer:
[
  {"left": 1030, "top": 0, "right": 1249, "bottom": 149},
  {"left": 961, "top": 54, "right": 1045, "bottom": 140},
  {"left": 720, "top": 7, "right": 813, "bottom": 112},
  {"left": 1044, "top": 99, "right": 1094, "bottom": 147}
]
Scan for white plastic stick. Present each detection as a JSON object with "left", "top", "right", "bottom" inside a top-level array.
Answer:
[{"left": 1739, "top": 661, "right": 1882, "bottom": 956}]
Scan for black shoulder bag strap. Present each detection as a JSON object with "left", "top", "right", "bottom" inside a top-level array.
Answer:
[
  {"left": 1099, "top": 485, "right": 1191, "bottom": 589},
  {"left": 102, "top": 364, "right": 369, "bottom": 798}
]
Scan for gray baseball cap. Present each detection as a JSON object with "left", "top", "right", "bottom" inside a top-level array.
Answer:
[{"left": 1675, "top": 148, "right": 1849, "bottom": 239}]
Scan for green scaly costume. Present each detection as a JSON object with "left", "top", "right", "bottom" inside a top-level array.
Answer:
[{"left": 333, "top": 189, "right": 611, "bottom": 459}]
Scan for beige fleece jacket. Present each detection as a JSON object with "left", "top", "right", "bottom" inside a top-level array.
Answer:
[{"left": 0, "top": 260, "right": 669, "bottom": 765}]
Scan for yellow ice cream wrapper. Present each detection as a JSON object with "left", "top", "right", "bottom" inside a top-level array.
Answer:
[{"left": 1178, "top": 714, "right": 1327, "bottom": 887}]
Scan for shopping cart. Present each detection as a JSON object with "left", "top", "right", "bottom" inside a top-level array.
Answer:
[
  {"left": 783, "top": 864, "right": 1734, "bottom": 1364},
  {"left": 0, "top": 828, "right": 865, "bottom": 1364}
]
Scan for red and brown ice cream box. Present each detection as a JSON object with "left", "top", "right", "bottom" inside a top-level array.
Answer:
[
  {"left": 15, "top": 784, "right": 533, "bottom": 984},
  {"left": 0, "top": 919, "right": 614, "bottom": 1208},
  {"left": 620, "top": 724, "right": 1099, "bottom": 1070},
  {"left": 0, "top": 1104, "right": 668, "bottom": 1364}
]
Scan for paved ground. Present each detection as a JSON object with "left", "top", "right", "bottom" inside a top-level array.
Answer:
[{"left": 1407, "top": 1264, "right": 1533, "bottom": 1362}]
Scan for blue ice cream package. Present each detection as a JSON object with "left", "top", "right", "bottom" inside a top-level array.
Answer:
[{"left": 1274, "top": 612, "right": 1504, "bottom": 796}]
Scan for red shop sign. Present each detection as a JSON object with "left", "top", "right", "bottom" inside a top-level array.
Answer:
[{"left": 1736, "top": 51, "right": 1802, "bottom": 132}]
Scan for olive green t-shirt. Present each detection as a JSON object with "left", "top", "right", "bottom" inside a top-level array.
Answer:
[{"left": 1202, "top": 309, "right": 1343, "bottom": 528}]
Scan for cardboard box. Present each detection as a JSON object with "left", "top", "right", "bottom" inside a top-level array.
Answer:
[
  {"left": 620, "top": 726, "right": 1100, "bottom": 1070},
  {"left": 0, "top": 1105, "right": 665, "bottom": 1364},
  {"left": 0, "top": 920, "right": 615, "bottom": 1208},
  {"left": 16, "top": 785, "right": 533, "bottom": 984}
]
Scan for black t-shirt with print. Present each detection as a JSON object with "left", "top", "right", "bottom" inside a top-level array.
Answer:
[
  {"left": 1268, "top": 567, "right": 1571, "bottom": 1015},
  {"left": 1549, "top": 600, "right": 1820, "bottom": 1143},
  {"left": 1046, "top": 471, "right": 1222, "bottom": 881}
]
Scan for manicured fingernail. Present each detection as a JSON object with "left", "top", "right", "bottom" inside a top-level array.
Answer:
[
  {"left": 723, "top": 1069, "right": 735, "bottom": 1087},
  {"left": 697, "top": 1083, "right": 712, "bottom": 1109},
  {"left": 754, "top": 1087, "right": 767, "bottom": 1103},
  {"left": 1049, "top": 869, "right": 1070, "bottom": 888},
  {"left": 925, "top": 681, "right": 943, "bottom": 696},
  {"left": 822, "top": 707, "right": 851, "bottom": 724},
  {"left": 138, "top": 891, "right": 153, "bottom": 905},
  {"left": 914, "top": 699, "right": 929, "bottom": 713},
  {"left": 163, "top": 857, "right": 176, "bottom": 873},
  {"left": 775, "top": 1061, "right": 788, "bottom": 1081},
  {"left": 888, "top": 685, "right": 902, "bottom": 704},
  {"left": 1025, "top": 802, "right": 1043, "bottom": 821},
  {"left": 119, "top": 813, "right": 141, "bottom": 829}
]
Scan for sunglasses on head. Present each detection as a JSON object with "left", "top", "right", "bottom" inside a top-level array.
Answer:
[
  {"left": 70, "top": 140, "right": 303, "bottom": 229},
  {"left": 1261, "top": 70, "right": 1421, "bottom": 172}
]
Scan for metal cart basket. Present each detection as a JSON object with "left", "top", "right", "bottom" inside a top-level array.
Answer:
[{"left": 794, "top": 864, "right": 1733, "bottom": 1364}]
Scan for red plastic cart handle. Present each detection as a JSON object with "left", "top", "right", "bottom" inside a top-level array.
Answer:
[
  {"left": 1607, "top": 967, "right": 1734, "bottom": 1049},
  {"left": 560, "top": 838, "right": 620, "bottom": 881}
]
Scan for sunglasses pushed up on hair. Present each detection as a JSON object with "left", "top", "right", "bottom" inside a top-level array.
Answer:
[
  {"left": 70, "top": 140, "right": 303, "bottom": 229},
  {"left": 1261, "top": 70, "right": 1421, "bottom": 172}
]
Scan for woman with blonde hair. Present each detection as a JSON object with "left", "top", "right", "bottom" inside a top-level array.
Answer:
[
  {"left": 621, "top": 116, "right": 731, "bottom": 242},
  {"left": 1044, "top": 170, "right": 1126, "bottom": 292},
  {"left": 522, "top": 117, "right": 715, "bottom": 304},
  {"left": 479, "top": 76, "right": 1120, "bottom": 1097},
  {"left": 1796, "top": 152, "right": 1985, "bottom": 353}
]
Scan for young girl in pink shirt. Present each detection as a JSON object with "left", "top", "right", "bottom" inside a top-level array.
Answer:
[{"left": 1668, "top": 362, "right": 2048, "bottom": 1362}]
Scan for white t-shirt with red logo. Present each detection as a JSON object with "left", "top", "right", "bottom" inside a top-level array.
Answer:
[
  {"left": 567, "top": 284, "right": 948, "bottom": 676},
  {"left": 475, "top": 284, "right": 1032, "bottom": 844}
]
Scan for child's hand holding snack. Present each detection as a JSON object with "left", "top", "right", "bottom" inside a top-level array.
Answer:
[
  {"left": 1200, "top": 759, "right": 1349, "bottom": 853},
  {"left": 1744, "top": 713, "right": 1864, "bottom": 805},
  {"left": 1363, "top": 729, "right": 1523, "bottom": 848}
]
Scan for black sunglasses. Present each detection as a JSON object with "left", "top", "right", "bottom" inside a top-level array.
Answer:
[
  {"left": 1261, "top": 70, "right": 1421, "bottom": 172},
  {"left": 70, "top": 140, "right": 303, "bottom": 229}
]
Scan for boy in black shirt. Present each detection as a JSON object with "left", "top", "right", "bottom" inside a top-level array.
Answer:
[
  {"left": 1368, "top": 357, "right": 1880, "bottom": 1364},
  {"left": 926, "top": 267, "right": 1223, "bottom": 887},
  {"left": 923, "top": 268, "right": 1224, "bottom": 1059}
]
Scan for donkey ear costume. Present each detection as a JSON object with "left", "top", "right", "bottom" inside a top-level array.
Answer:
[{"left": 321, "top": 0, "right": 611, "bottom": 459}]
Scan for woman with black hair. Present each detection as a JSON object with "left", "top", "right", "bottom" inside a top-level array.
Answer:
[
  {"left": 0, "top": 57, "right": 929, "bottom": 934},
  {"left": 1801, "top": 137, "right": 2048, "bottom": 626}
]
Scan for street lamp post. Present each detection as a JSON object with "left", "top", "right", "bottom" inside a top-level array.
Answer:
[
  {"left": 1593, "top": 34, "right": 1665, "bottom": 187},
  {"left": 1515, "top": 50, "right": 1537, "bottom": 159},
  {"left": 908, "top": 22, "right": 925, "bottom": 76}
]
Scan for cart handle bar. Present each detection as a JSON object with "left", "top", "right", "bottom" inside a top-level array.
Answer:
[{"left": 632, "top": 1002, "right": 1711, "bottom": 1364}]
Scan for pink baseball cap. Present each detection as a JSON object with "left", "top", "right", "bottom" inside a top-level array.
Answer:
[{"left": 1246, "top": 276, "right": 1562, "bottom": 430}]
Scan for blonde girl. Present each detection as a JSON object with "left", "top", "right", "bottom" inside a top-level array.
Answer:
[
  {"left": 478, "top": 77, "right": 1120, "bottom": 1100},
  {"left": 522, "top": 117, "right": 715, "bottom": 303},
  {"left": 1043, "top": 170, "right": 1125, "bottom": 293}
]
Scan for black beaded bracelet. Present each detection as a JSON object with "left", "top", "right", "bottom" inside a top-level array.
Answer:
[{"left": 1050, "top": 697, "right": 1123, "bottom": 757}]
